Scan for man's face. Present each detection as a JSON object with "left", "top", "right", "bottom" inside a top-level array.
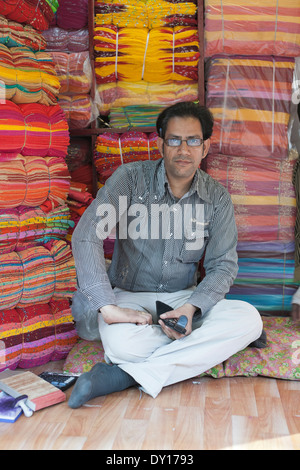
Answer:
[{"left": 157, "top": 116, "right": 210, "bottom": 183}]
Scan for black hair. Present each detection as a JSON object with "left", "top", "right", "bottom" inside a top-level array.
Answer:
[{"left": 156, "top": 101, "right": 214, "bottom": 141}]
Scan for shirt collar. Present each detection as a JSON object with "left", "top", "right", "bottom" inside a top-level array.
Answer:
[{"left": 155, "top": 159, "right": 213, "bottom": 204}]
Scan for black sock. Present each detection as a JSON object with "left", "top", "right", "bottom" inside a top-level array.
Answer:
[{"left": 68, "top": 363, "right": 137, "bottom": 408}]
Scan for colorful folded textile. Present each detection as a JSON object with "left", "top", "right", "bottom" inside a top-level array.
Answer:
[
  {"left": 0, "top": 15, "right": 46, "bottom": 51},
  {"left": 0, "top": 155, "right": 71, "bottom": 210},
  {"left": 205, "top": 0, "right": 300, "bottom": 58},
  {"left": 94, "top": 25, "right": 199, "bottom": 84},
  {"left": 97, "top": 80, "right": 198, "bottom": 115},
  {"left": 66, "top": 182, "right": 94, "bottom": 242},
  {"left": 227, "top": 241, "right": 298, "bottom": 314},
  {"left": 94, "top": 0, "right": 197, "bottom": 28},
  {"left": 0, "top": 240, "right": 76, "bottom": 310},
  {"left": 94, "top": 131, "right": 160, "bottom": 183},
  {"left": 0, "top": 44, "right": 60, "bottom": 105},
  {"left": 0, "top": 0, "right": 58, "bottom": 31},
  {"left": 48, "top": 51, "right": 92, "bottom": 94},
  {"left": 0, "top": 299, "right": 78, "bottom": 372},
  {"left": 0, "top": 205, "right": 74, "bottom": 254},
  {"left": 58, "top": 94, "right": 97, "bottom": 129},
  {"left": 206, "top": 154, "right": 296, "bottom": 242},
  {"left": 0, "top": 101, "right": 69, "bottom": 158},
  {"left": 42, "top": 27, "right": 89, "bottom": 52},
  {"left": 109, "top": 105, "right": 166, "bottom": 128},
  {"left": 54, "top": 0, "right": 88, "bottom": 30},
  {"left": 206, "top": 55, "right": 295, "bottom": 159}
]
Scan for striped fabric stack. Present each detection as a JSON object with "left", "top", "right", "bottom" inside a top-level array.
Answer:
[
  {"left": 48, "top": 51, "right": 95, "bottom": 129},
  {"left": 44, "top": 0, "right": 94, "bottom": 241},
  {"left": 0, "top": 1, "right": 79, "bottom": 372},
  {"left": 94, "top": 131, "right": 161, "bottom": 185},
  {"left": 94, "top": 0, "right": 199, "bottom": 118},
  {"left": 44, "top": 0, "right": 96, "bottom": 129},
  {"left": 204, "top": 0, "right": 300, "bottom": 315}
]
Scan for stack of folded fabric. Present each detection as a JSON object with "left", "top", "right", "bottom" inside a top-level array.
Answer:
[
  {"left": 0, "top": 156, "right": 71, "bottom": 210},
  {"left": 42, "top": 27, "right": 89, "bottom": 53},
  {"left": 0, "top": 206, "right": 74, "bottom": 254},
  {"left": 98, "top": 80, "right": 198, "bottom": 116},
  {"left": 0, "top": 14, "right": 47, "bottom": 50},
  {"left": 94, "top": 24, "right": 199, "bottom": 116},
  {"left": 0, "top": 239, "right": 76, "bottom": 310},
  {"left": 53, "top": 0, "right": 88, "bottom": 30},
  {"left": 0, "top": 44, "right": 60, "bottom": 104},
  {"left": 94, "top": 0, "right": 197, "bottom": 29},
  {"left": 109, "top": 105, "right": 166, "bottom": 128},
  {"left": 0, "top": 0, "right": 59, "bottom": 31},
  {"left": 48, "top": 49, "right": 96, "bottom": 128},
  {"left": 226, "top": 241, "right": 298, "bottom": 314},
  {"left": 48, "top": 51, "right": 92, "bottom": 95},
  {"left": 94, "top": 131, "right": 160, "bottom": 184},
  {"left": 0, "top": 299, "right": 78, "bottom": 372},
  {"left": 94, "top": 25, "right": 199, "bottom": 84},
  {"left": 0, "top": 101, "right": 69, "bottom": 159},
  {"left": 206, "top": 55, "right": 295, "bottom": 159},
  {"left": 204, "top": 0, "right": 300, "bottom": 58},
  {"left": 204, "top": 6, "right": 300, "bottom": 315},
  {"left": 206, "top": 154, "right": 297, "bottom": 242},
  {"left": 0, "top": 0, "right": 78, "bottom": 370}
]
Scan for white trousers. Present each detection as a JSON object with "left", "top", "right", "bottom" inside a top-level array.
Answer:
[{"left": 98, "top": 287, "right": 263, "bottom": 398}]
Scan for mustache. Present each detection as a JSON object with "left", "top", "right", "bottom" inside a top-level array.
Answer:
[{"left": 173, "top": 156, "right": 193, "bottom": 162}]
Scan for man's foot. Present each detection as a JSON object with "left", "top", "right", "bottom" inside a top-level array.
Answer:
[{"left": 68, "top": 363, "right": 137, "bottom": 409}]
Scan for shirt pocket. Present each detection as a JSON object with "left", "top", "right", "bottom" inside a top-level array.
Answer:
[{"left": 178, "top": 229, "right": 209, "bottom": 263}]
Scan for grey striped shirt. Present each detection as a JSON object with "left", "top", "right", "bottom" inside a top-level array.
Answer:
[{"left": 71, "top": 158, "right": 238, "bottom": 315}]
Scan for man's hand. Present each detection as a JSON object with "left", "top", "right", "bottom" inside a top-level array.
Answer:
[
  {"left": 158, "top": 303, "right": 197, "bottom": 340},
  {"left": 291, "top": 303, "right": 300, "bottom": 323},
  {"left": 100, "top": 305, "right": 153, "bottom": 325}
]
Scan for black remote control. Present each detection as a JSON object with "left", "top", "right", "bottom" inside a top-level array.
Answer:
[
  {"left": 39, "top": 372, "right": 78, "bottom": 391},
  {"left": 156, "top": 301, "right": 188, "bottom": 335}
]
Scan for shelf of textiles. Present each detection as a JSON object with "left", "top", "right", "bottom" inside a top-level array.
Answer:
[
  {"left": 68, "top": 0, "right": 205, "bottom": 138},
  {"left": 203, "top": 9, "right": 300, "bottom": 316},
  {"left": 0, "top": 0, "right": 84, "bottom": 371}
]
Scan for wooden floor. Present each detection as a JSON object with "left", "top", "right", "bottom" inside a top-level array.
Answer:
[{"left": 0, "top": 360, "right": 299, "bottom": 451}]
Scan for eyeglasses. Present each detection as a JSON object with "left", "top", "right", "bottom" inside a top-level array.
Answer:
[{"left": 164, "top": 137, "right": 204, "bottom": 147}]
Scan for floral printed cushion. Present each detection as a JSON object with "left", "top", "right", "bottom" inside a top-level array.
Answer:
[{"left": 63, "top": 317, "right": 300, "bottom": 380}]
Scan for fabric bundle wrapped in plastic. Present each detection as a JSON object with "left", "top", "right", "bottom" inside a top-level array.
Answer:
[
  {"left": 0, "top": 155, "right": 71, "bottom": 210},
  {"left": 0, "top": 15, "right": 46, "bottom": 51},
  {"left": 204, "top": 0, "right": 300, "bottom": 58},
  {"left": 0, "top": 240, "right": 76, "bottom": 310},
  {"left": 48, "top": 51, "right": 92, "bottom": 95},
  {"left": 206, "top": 154, "right": 296, "bottom": 242},
  {"left": 227, "top": 241, "right": 298, "bottom": 314},
  {"left": 53, "top": 0, "right": 88, "bottom": 30},
  {"left": 97, "top": 80, "right": 198, "bottom": 115},
  {"left": 0, "top": 0, "right": 58, "bottom": 31},
  {"left": 94, "top": 0, "right": 197, "bottom": 28},
  {"left": 94, "top": 131, "right": 160, "bottom": 184},
  {"left": 0, "top": 101, "right": 69, "bottom": 158},
  {"left": 109, "top": 104, "right": 166, "bottom": 128},
  {"left": 206, "top": 55, "right": 295, "bottom": 159},
  {"left": 58, "top": 94, "right": 98, "bottom": 129},
  {"left": 0, "top": 205, "right": 74, "bottom": 254},
  {"left": 94, "top": 25, "right": 199, "bottom": 84},
  {"left": 42, "top": 27, "right": 89, "bottom": 52},
  {"left": 0, "top": 299, "right": 78, "bottom": 372},
  {"left": 0, "top": 45, "right": 60, "bottom": 105}
]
